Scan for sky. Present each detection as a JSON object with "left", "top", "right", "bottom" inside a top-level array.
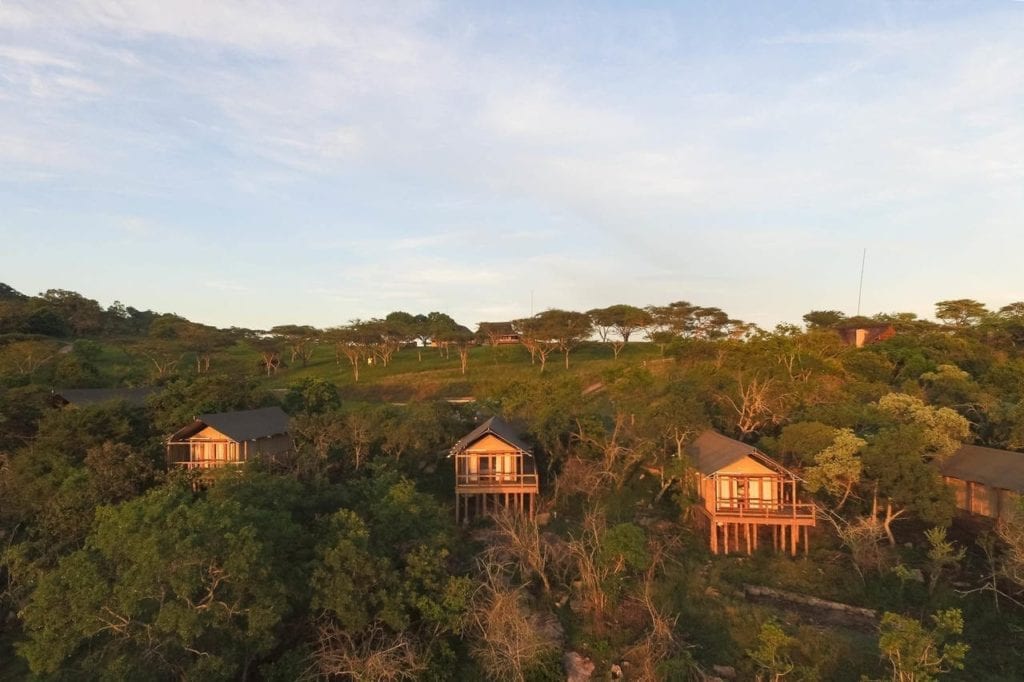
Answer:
[{"left": 1, "top": 1, "right": 1022, "bottom": 331}]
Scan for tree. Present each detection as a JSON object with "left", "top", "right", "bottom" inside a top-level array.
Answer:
[
  {"left": 327, "top": 324, "right": 376, "bottom": 381},
  {"left": 436, "top": 326, "right": 475, "bottom": 375},
  {"left": 251, "top": 335, "right": 283, "bottom": 376},
  {"left": 588, "top": 305, "right": 651, "bottom": 358},
  {"left": 934, "top": 299, "right": 988, "bottom": 327},
  {"left": 270, "top": 324, "right": 319, "bottom": 367},
  {"left": 0, "top": 339, "right": 62, "bottom": 377},
  {"left": 924, "top": 527, "right": 965, "bottom": 596},
  {"left": 877, "top": 609, "right": 968, "bottom": 682},
  {"left": 802, "top": 310, "right": 846, "bottom": 330},
  {"left": 18, "top": 480, "right": 310, "bottom": 679},
  {"left": 469, "top": 557, "right": 561, "bottom": 682},
  {"left": 804, "top": 428, "right": 865, "bottom": 510},
  {"left": 512, "top": 317, "right": 559, "bottom": 373},
  {"left": 179, "top": 321, "right": 233, "bottom": 373},
  {"left": 747, "top": 620, "right": 796, "bottom": 682},
  {"left": 281, "top": 377, "right": 341, "bottom": 415},
  {"left": 861, "top": 394, "right": 968, "bottom": 544}
]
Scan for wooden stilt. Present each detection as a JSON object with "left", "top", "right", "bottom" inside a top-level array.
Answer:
[
  {"left": 710, "top": 521, "right": 718, "bottom": 554},
  {"left": 803, "top": 525, "right": 809, "bottom": 557},
  {"left": 790, "top": 523, "right": 798, "bottom": 556}
]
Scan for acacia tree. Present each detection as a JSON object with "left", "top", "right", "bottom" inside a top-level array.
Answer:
[
  {"left": 935, "top": 299, "right": 989, "bottom": 327},
  {"left": 436, "top": 326, "right": 475, "bottom": 375},
  {"left": 802, "top": 309, "right": 846, "bottom": 330},
  {"left": 327, "top": 324, "right": 376, "bottom": 382},
  {"left": 513, "top": 317, "right": 558, "bottom": 372},
  {"left": 180, "top": 322, "right": 233, "bottom": 373},
  {"left": 270, "top": 324, "right": 319, "bottom": 367},
  {"left": 587, "top": 305, "right": 651, "bottom": 359}
]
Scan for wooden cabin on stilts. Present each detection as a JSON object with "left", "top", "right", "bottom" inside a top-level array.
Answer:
[
  {"left": 450, "top": 416, "right": 539, "bottom": 523},
  {"left": 686, "top": 430, "right": 816, "bottom": 556}
]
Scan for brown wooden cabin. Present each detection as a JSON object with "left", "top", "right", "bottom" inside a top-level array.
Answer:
[
  {"left": 52, "top": 386, "right": 157, "bottom": 408},
  {"left": 450, "top": 416, "right": 538, "bottom": 523},
  {"left": 836, "top": 324, "right": 895, "bottom": 348},
  {"left": 686, "top": 430, "right": 816, "bottom": 555},
  {"left": 941, "top": 443, "right": 1024, "bottom": 522},
  {"left": 477, "top": 322, "right": 521, "bottom": 346},
  {"left": 166, "top": 406, "right": 292, "bottom": 472}
]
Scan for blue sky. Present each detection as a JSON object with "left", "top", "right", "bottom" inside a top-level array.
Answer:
[{"left": 2, "top": 1, "right": 1022, "bottom": 330}]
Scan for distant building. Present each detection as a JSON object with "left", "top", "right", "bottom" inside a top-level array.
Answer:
[
  {"left": 941, "top": 443, "right": 1024, "bottom": 521},
  {"left": 52, "top": 386, "right": 157, "bottom": 408},
  {"left": 166, "top": 406, "right": 292, "bottom": 472},
  {"left": 836, "top": 324, "right": 895, "bottom": 348},
  {"left": 476, "top": 322, "right": 521, "bottom": 346},
  {"left": 686, "top": 430, "right": 816, "bottom": 555},
  {"left": 450, "top": 416, "right": 538, "bottom": 523}
]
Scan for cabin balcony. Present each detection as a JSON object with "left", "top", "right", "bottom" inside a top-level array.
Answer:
[
  {"left": 166, "top": 441, "right": 245, "bottom": 470},
  {"left": 455, "top": 472, "right": 539, "bottom": 493},
  {"left": 710, "top": 498, "right": 816, "bottom": 524}
]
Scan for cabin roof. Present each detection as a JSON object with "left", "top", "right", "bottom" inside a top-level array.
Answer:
[
  {"left": 477, "top": 321, "right": 517, "bottom": 334},
  {"left": 54, "top": 386, "right": 157, "bottom": 407},
  {"left": 685, "top": 430, "right": 786, "bottom": 476},
  {"left": 451, "top": 416, "right": 533, "bottom": 456},
  {"left": 170, "top": 406, "right": 290, "bottom": 443},
  {"left": 941, "top": 443, "right": 1024, "bottom": 492}
]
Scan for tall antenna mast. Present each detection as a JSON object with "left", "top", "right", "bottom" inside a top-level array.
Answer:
[{"left": 856, "top": 248, "right": 867, "bottom": 316}]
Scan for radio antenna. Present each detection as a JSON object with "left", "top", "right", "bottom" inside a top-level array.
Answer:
[{"left": 856, "top": 248, "right": 866, "bottom": 316}]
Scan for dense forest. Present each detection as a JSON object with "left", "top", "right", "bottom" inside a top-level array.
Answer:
[{"left": 3, "top": 281, "right": 1024, "bottom": 681}]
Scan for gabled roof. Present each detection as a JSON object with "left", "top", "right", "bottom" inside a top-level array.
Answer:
[
  {"left": 685, "top": 430, "right": 786, "bottom": 476},
  {"left": 451, "top": 416, "right": 533, "bottom": 456},
  {"left": 54, "top": 387, "right": 157, "bottom": 407},
  {"left": 941, "top": 443, "right": 1024, "bottom": 493},
  {"left": 170, "top": 406, "right": 290, "bottom": 442}
]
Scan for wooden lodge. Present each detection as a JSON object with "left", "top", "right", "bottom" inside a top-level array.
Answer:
[
  {"left": 166, "top": 406, "right": 293, "bottom": 471},
  {"left": 686, "top": 430, "right": 816, "bottom": 555},
  {"left": 476, "top": 322, "right": 521, "bottom": 346},
  {"left": 836, "top": 323, "right": 895, "bottom": 348},
  {"left": 451, "top": 416, "right": 539, "bottom": 523},
  {"left": 941, "top": 443, "right": 1024, "bottom": 522}
]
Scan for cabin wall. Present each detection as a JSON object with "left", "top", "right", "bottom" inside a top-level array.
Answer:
[
  {"left": 969, "top": 481, "right": 999, "bottom": 518},
  {"left": 945, "top": 476, "right": 968, "bottom": 510},
  {"left": 186, "top": 426, "right": 240, "bottom": 466},
  {"left": 251, "top": 433, "right": 293, "bottom": 458}
]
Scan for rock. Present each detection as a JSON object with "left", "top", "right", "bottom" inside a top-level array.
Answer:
[
  {"left": 712, "top": 664, "right": 737, "bottom": 679},
  {"left": 610, "top": 663, "right": 623, "bottom": 678},
  {"left": 563, "top": 651, "right": 595, "bottom": 682}
]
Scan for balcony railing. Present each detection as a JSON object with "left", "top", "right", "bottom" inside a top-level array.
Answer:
[
  {"left": 713, "top": 497, "right": 816, "bottom": 520},
  {"left": 172, "top": 459, "right": 246, "bottom": 470},
  {"left": 457, "top": 473, "right": 539, "bottom": 488}
]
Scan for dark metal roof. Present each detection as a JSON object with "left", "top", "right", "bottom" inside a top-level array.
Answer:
[
  {"left": 54, "top": 387, "right": 157, "bottom": 407},
  {"left": 450, "top": 416, "right": 533, "bottom": 456},
  {"left": 170, "top": 406, "right": 291, "bottom": 443},
  {"left": 941, "top": 443, "right": 1024, "bottom": 492},
  {"left": 685, "top": 430, "right": 785, "bottom": 476}
]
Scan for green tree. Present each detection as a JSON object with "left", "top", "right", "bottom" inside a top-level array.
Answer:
[
  {"left": 934, "top": 299, "right": 988, "bottom": 328},
  {"left": 802, "top": 309, "right": 846, "bottom": 330},
  {"left": 877, "top": 609, "right": 968, "bottom": 682},
  {"left": 18, "top": 479, "right": 310, "bottom": 679},
  {"left": 281, "top": 377, "right": 341, "bottom": 415},
  {"left": 747, "top": 620, "right": 796, "bottom": 682}
]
